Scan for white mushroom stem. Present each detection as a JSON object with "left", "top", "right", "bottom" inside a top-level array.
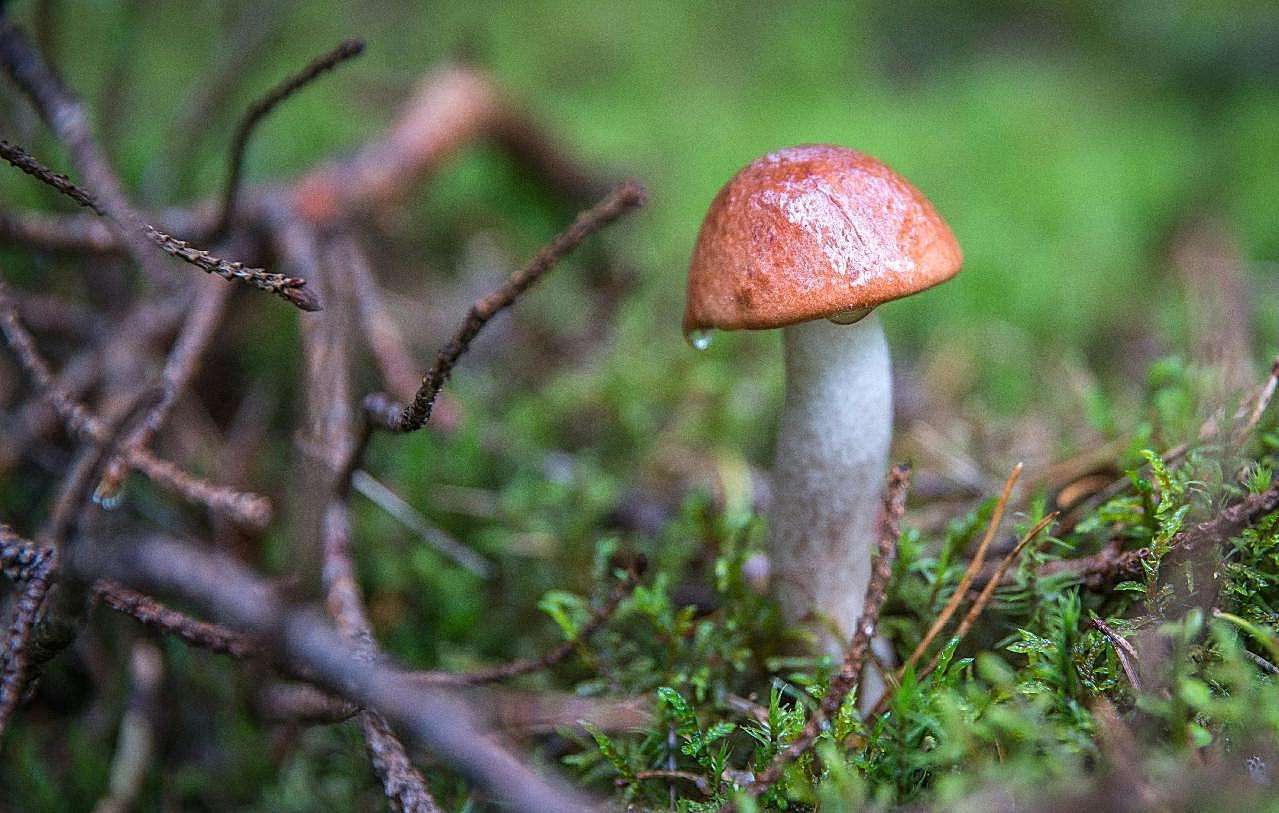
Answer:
[{"left": 772, "top": 310, "right": 891, "bottom": 656}]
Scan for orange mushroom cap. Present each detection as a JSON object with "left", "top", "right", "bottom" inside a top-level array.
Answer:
[{"left": 683, "top": 144, "right": 962, "bottom": 334}]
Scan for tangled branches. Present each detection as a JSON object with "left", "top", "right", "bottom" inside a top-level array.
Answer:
[{"left": 0, "top": 15, "right": 644, "bottom": 813}]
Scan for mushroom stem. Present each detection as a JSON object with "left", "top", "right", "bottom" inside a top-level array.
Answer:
[{"left": 773, "top": 311, "right": 891, "bottom": 655}]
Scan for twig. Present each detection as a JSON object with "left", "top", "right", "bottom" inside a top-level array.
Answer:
[
  {"left": 1057, "top": 357, "right": 1279, "bottom": 535},
  {"left": 821, "top": 464, "right": 912, "bottom": 719},
  {"left": 748, "top": 465, "right": 911, "bottom": 796},
  {"left": 912, "top": 513, "right": 1058, "bottom": 687},
  {"left": 140, "top": 223, "right": 320, "bottom": 310},
  {"left": 69, "top": 532, "right": 600, "bottom": 813},
  {"left": 413, "top": 560, "right": 642, "bottom": 686},
  {"left": 0, "top": 285, "right": 274, "bottom": 528},
  {"left": 1091, "top": 616, "right": 1143, "bottom": 692},
  {"left": 216, "top": 38, "right": 365, "bottom": 236},
  {"left": 321, "top": 501, "right": 439, "bottom": 813},
  {"left": 0, "top": 208, "right": 116, "bottom": 253},
  {"left": 0, "top": 139, "right": 320, "bottom": 309},
  {"left": 1242, "top": 648, "right": 1279, "bottom": 676},
  {"left": 0, "top": 548, "right": 55, "bottom": 733},
  {"left": 0, "top": 138, "right": 101, "bottom": 209},
  {"left": 347, "top": 238, "right": 422, "bottom": 400},
  {"left": 94, "top": 580, "right": 257, "bottom": 658},
  {"left": 1238, "top": 355, "right": 1279, "bottom": 442},
  {"left": 1, "top": 523, "right": 50, "bottom": 583},
  {"left": 362, "top": 179, "right": 647, "bottom": 433},
  {"left": 253, "top": 682, "right": 358, "bottom": 724},
  {"left": 96, "top": 278, "right": 232, "bottom": 502},
  {"left": 900, "top": 462, "right": 1022, "bottom": 677},
  {"left": 0, "top": 22, "right": 167, "bottom": 283},
  {"left": 1, "top": 388, "right": 152, "bottom": 735},
  {"left": 351, "top": 469, "right": 492, "bottom": 578}
]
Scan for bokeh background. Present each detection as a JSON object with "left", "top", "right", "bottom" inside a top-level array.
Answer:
[
  {"left": 26, "top": 1, "right": 1279, "bottom": 412},
  {"left": 2, "top": 2, "right": 1278, "bottom": 808}
]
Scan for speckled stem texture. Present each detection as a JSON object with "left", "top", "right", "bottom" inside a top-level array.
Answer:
[{"left": 772, "top": 312, "right": 891, "bottom": 653}]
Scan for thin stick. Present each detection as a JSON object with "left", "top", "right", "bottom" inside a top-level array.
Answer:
[
  {"left": 0, "top": 524, "right": 49, "bottom": 583},
  {"left": 351, "top": 469, "right": 492, "bottom": 578},
  {"left": 822, "top": 464, "right": 912, "bottom": 719},
  {"left": 0, "top": 390, "right": 152, "bottom": 735},
  {"left": 899, "top": 462, "right": 1023, "bottom": 677},
  {"left": 96, "top": 280, "right": 232, "bottom": 502},
  {"left": 1092, "top": 616, "right": 1143, "bottom": 692},
  {"left": 363, "top": 179, "right": 646, "bottom": 433},
  {"left": 94, "top": 580, "right": 257, "bottom": 658},
  {"left": 0, "top": 21, "right": 167, "bottom": 283},
  {"left": 413, "top": 561, "right": 642, "bottom": 686},
  {"left": 0, "top": 286, "right": 274, "bottom": 528},
  {"left": 1238, "top": 355, "right": 1279, "bottom": 441},
  {"left": 917, "top": 513, "right": 1057, "bottom": 682},
  {"left": 0, "top": 139, "right": 319, "bottom": 309},
  {"left": 322, "top": 501, "right": 439, "bottom": 813},
  {"left": 0, "top": 139, "right": 100, "bottom": 209},
  {"left": 216, "top": 38, "right": 365, "bottom": 236}
]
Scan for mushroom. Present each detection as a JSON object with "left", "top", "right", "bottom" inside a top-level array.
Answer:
[{"left": 684, "top": 144, "right": 962, "bottom": 660}]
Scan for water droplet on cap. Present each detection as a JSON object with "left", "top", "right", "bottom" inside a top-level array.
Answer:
[{"left": 686, "top": 328, "right": 714, "bottom": 350}]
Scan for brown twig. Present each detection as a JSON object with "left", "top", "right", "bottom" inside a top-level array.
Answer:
[
  {"left": 347, "top": 238, "right": 422, "bottom": 401},
  {"left": 900, "top": 462, "right": 1023, "bottom": 677},
  {"left": 0, "top": 139, "right": 320, "bottom": 309},
  {"left": 216, "top": 38, "right": 365, "bottom": 237},
  {"left": 94, "top": 579, "right": 257, "bottom": 658},
  {"left": 914, "top": 513, "right": 1058, "bottom": 685},
  {"left": 0, "top": 546, "right": 55, "bottom": 733},
  {"left": 0, "top": 21, "right": 167, "bottom": 283},
  {"left": 139, "top": 223, "right": 320, "bottom": 310},
  {"left": 1238, "top": 355, "right": 1279, "bottom": 442},
  {"left": 253, "top": 682, "right": 358, "bottom": 724},
  {"left": 0, "top": 523, "right": 50, "bottom": 583},
  {"left": 95, "top": 278, "right": 232, "bottom": 502},
  {"left": 748, "top": 464, "right": 912, "bottom": 796},
  {"left": 321, "top": 501, "right": 439, "bottom": 813},
  {"left": 1091, "top": 616, "right": 1143, "bottom": 692},
  {"left": 362, "top": 179, "right": 647, "bottom": 433},
  {"left": 821, "top": 464, "right": 912, "bottom": 719},
  {"left": 0, "top": 388, "right": 153, "bottom": 735},
  {"left": 412, "top": 560, "right": 642, "bottom": 687},
  {"left": 0, "top": 285, "right": 274, "bottom": 528},
  {"left": 0, "top": 138, "right": 101, "bottom": 210},
  {"left": 69, "top": 532, "right": 600, "bottom": 813}
]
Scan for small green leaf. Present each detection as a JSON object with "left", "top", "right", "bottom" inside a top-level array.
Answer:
[{"left": 581, "top": 721, "right": 635, "bottom": 781}]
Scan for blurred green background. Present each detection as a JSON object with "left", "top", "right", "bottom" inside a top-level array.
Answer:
[{"left": 22, "top": 0, "right": 1278, "bottom": 414}]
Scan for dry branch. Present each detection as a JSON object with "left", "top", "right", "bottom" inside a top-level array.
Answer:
[
  {"left": 363, "top": 179, "right": 646, "bottom": 433},
  {"left": 69, "top": 533, "right": 599, "bottom": 813},
  {"left": 900, "top": 462, "right": 1022, "bottom": 677},
  {"left": 0, "top": 285, "right": 274, "bottom": 528},
  {"left": 0, "top": 21, "right": 166, "bottom": 282},
  {"left": 322, "top": 501, "right": 439, "bottom": 813},
  {"left": 0, "top": 138, "right": 319, "bottom": 309},
  {"left": 94, "top": 580, "right": 257, "bottom": 658},
  {"left": 216, "top": 38, "right": 365, "bottom": 236}
]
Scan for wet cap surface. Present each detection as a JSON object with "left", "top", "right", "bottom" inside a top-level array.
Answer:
[{"left": 684, "top": 144, "right": 962, "bottom": 333}]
